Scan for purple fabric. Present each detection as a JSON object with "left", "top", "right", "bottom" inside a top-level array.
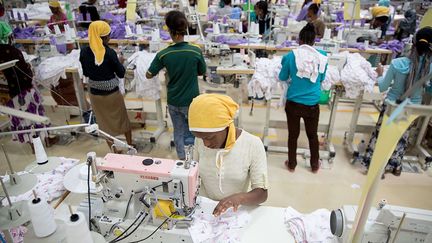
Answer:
[
  {"left": 56, "top": 44, "right": 67, "bottom": 54},
  {"left": 379, "top": 40, "right": 403, "bottom": 57},
  {"left": 276, "top": 40, "right": 293, "bottom": 49},
  {"left": 102, "top": 12, "right": 124, "bottom": 23},
  {"left": 336, "top": 11, "right": 344, "bottom": 23},
  {"left": 215, "top": 35, "right": 247, "bottom": 45},
  {"left": 159, "top": 30, "right": 170, "bottom": 40},
  {"left": 77, "top": 31, "right": 88, "bottom": 38},
  {"left": 348, "top": 43, "right": 366, "bottom": 50},
  {"left": 110, "top": 23, "right": 126, "bottom": 39},
  {"left": 296, "top": 2, "right": 312, "bottom": 22},
  {"left": 13, "top": 27, "right": 36, "bottom": 39}
]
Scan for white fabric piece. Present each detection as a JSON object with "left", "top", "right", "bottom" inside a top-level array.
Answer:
[
  {"left": 322, "top": 65, "right": 341, "bottom": 91},
  {"left": 1, "top": 157, "right": 79, "bottom": 205},
  {"left": 292, "top": 45, "right": 328, "bottom": 83},
  {"left": 35, "top": 50, "right": 82, "bottom": 88},
  {"left": 284, "top": 207, "right": 335, "bottom": 243},
  {"left": 340, "top": 52, "right": 377, "bottom": 99},
  {"left": 119, "top": 78, "right": 125, "bottom": 95},
  {"left": 189, "top": 197, "right": 251, "bottom": 243},
  {"left": 248, "top": 56, "right": 282, "bottom": 100},
  {"left": 127, "top": 51, "right": 161, "bottom": 100}
]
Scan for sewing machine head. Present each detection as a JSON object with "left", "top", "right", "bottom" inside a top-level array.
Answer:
[
  {"left": 96, "top": 153, "right": 199, "bottom": 219},
  {"left": 331, "top": 205, "right": 432, "bottom": 243},
  {"left": 344, "top": 28, "right": 381, "bottom": 46}
]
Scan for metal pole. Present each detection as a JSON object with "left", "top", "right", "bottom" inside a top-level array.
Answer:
[
  {"left": 0, "top": 124, "right": 88, "bottom": 137},
  {"left": 346, "top": 90, "right": 364, "bottom": 150},
  {"left": 1, "top": 144, "right": 14, "bottom": 175},
  {"left": 0, "top": 177, "right": 12, "bottom": 207},
  {"left": 71, "top": 69, "right": 88, "bottom": 122},
  {"left": 391, "top": 213, "right": 406, "bottom": 243}
]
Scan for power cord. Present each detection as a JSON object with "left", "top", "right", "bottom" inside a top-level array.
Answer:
[
  {"left": 87, "top": 162, "right": 92, "bottom": 231},
  {"left": 112, "top": 212, "right": 149, "bottom": 243},
  {"left": 128, "top": 216, "right": 171, "bottom": 243},
  {"left": 108, "top": 212, "right": 146, "bottom": 243}
]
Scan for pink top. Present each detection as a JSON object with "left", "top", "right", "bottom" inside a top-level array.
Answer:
[{"left": 48, "top": 12, "right": 67, "bottom": 31}]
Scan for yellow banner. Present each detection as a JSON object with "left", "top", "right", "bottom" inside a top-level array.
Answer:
[
  {"left": 344, "top": 0, "right": 360, "bottom": 20},
  {"left": 126, "top": 0, "right": 137, "bottom": 22}
]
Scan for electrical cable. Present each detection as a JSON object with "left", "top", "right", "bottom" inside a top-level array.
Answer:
[
  {"left": 123, "top": 193, "right": 134, "bottom": 220},
  {"left": 87, "top": 162, "right": 92, "bottom": 231},
  {"left": 113, "top": 213, "right": 149, "bottom": 243},
  {"left": 108, "top": 212, "right": 145, "bottom": 243},
  {"left": 128, "top": 216, "right": 171, "bottom": 243}
]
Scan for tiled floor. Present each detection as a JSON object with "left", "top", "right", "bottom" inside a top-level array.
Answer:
[{"left": 1, "top": 94, "right": 432, "bottom": 214}]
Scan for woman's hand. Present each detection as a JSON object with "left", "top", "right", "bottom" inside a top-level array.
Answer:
[
  {"left": 376, "top": 63, "right": 384, "bottom": 77},
  {"left": 213, "top": 194, "right": 244, "bottom": 217}
]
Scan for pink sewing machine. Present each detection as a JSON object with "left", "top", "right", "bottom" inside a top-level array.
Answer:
[{"left": 97, "top": 153, "right": 200, "bottom": 215}]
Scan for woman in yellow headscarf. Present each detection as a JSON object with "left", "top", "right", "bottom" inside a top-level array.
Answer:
[
  {"left": 189, "top": 94, "right": 268, "bottom": 216},
  {"left": 48, "top": 0, "right": 67, "bottom": 31},
  {"left": 79, "top": 21, "right": 132, "bottom": 152}
]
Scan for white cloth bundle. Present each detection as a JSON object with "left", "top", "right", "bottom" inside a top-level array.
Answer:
[
  {"left": 127, "top": 51, "right": 161, "bottom": 100},
  {"left": 284, "top": 207, "right": 336, "bottom": 243},
  {"left": 340, "top": 52, "right": 377, "bottom": 99},
  {"left": 322, "top": 65, "right": 341, "bottom": 91},
  {"left": 35, "top": 50, "right": 83, "bottom": 88},
  {"left": 248, "top": 56, "right": 282, "bottom": 100},
  {"left": 292, "top": 45, "right": 328, "bottom": 83}
]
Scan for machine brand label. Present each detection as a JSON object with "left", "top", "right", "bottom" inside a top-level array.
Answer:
[{"left": 140, "top": 175, "right": 159, "bottom": 180}]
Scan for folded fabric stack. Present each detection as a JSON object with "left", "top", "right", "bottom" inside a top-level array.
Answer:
[
  {"left": 248, "top": 56, "right": 282, "bottom": 100},
  {"left": 284, "top": 207, "right": 336, "bottom": 243},
  {"left": 127, "top": 51, "right": 161, "bottom": 100},
  {"left": 35, "top": 49, "right": 82, "bottom": 88},
  {"left": 340, "top": 52, "right": 377, "bottom": 98}
]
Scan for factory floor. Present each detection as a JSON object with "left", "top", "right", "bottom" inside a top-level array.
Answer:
[{"left": 1, "top": 96, "right": 432, "bottom": 214}]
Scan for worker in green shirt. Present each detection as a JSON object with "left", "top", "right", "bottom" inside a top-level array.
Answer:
[{"left": 146, "top": 10, "right": 207, "bottom": 160}]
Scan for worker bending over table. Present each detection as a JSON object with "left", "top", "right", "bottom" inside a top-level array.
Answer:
[
  {"left": 189, "top": 94, "right": 268, "bottom": 216},
  {"left": 79, "top": 21, "right": 132, "bottom": 151},
  {"left": 146, "top": 11, "right": 206, "bottom": 160},
  {"left": 279, "top": 23, "right": 328, "bottom": 173},
  {"left": 362, "top": 27, "right": 432, "bottom": 179},
  {"left": 370, "top": 6, "right": 390, "bottom": 41}
]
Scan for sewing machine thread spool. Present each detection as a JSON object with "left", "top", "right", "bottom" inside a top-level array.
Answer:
[
  {"left": 213, "top": 23, "right": 220, "bottom": 34},
  {"left": 238, "top": 21, "right": 243, "bottom": 33},
  {"left": 337, "top": 30, "right": 343, "bottom": 41},
  {"left": 44, "top": 26, "right": 51, "bottom": 36},
  {"left": 54, "top": 25, "right": 62, "bottom": 36},
  {"left": 378, "top": 199, "right": 387, "bottom": 210},
  {"left": 65, "top": 211, "right": 93, "bottom": 243},
  {"left": 136, "top": 24, "right": 144, "bottom": 36},
  {"left": 125, "top": 25, "right": 133, "bottom": 37},
  {"left": 323, "top": 28, "right": 331, "bottom": 40},
  {"left": 28, "top": 195, "right": 57, "bottom": 237},
  {"left": 32, "top": 135, "right": 48, "bottom": 165}
]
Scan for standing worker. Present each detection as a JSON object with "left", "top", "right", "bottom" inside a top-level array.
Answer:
[
  {"left": 146, "top": 11, "right": 206, "bottom": 160},
  {"left": 47, "top": 0, "right": 67, "bottom": 31},
  {"left": 79, "top": 0, "right": 100, "bottom": 28},
  {"left": 278, "top": 23, "right": 328, "bottom": 173},
  {"left": 307, "top": 3, "right": 325, "bottom": 38},
  {"left": 362, "top": 27, "right": 432, "bottom": 178},
  {"left": 79, "top": 21, "right": 132, "bottom": 152}
]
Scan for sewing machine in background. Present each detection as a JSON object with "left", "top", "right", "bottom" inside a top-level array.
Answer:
[
  {"left": 331, "top": 204, "right": 432, "bottom": 243},
  {"left": 271, "top": 21, "right": 306, "bottom": 45},
  {"left": 74, "top": 150, "right": 200, "bottom": 242},
  {"left": 343, "top": 28, "right": 381, "bottom": 46}
]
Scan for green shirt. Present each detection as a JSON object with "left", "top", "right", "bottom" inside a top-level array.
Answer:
[{"left": 148, "top": 42, "right": 206, "bottom": 107}]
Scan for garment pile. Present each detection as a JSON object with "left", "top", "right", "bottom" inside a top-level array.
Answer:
[
  {"left": 127, "top": 51, "right": 161, "bottom": 100},
  {"left": 322, "top": 65, "right": 340, "bottom": 91},
  {"left": 340, "top": 52, "right": 377, "bottom": 98},
  {"left": 284, "top": 207, "right": 336, "bottom": 243},
  {"left": 247, "top": 56, "right": 282, "bottom": 100},
  {"left": 34, "top": 49, "right": 82, "bottom": 88},
  {"left": 189, "top": 197, "right": 251, "bottom": 243}
]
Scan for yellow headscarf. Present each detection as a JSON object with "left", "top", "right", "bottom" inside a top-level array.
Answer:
[
  {"left": 88, "top": 21, "right": 111, "bottom": 66},
  {"left": 371, "top": 6, "right": 390, "bottom": 18},
  {"left": 48, "top": 0, "right": 61, "bottom": 8},
  {"left": 189, "top": 94, "right": 239, "bottom": 193}
]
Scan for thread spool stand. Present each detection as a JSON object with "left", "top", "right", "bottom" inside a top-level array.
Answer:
[
  {"left": 0, "top": 144, "right": 37, "bottom": 196},
  {"left": 0, "top": 177, "right": 30, "bottom": 232}
]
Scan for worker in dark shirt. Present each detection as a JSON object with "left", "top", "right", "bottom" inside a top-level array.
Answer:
[
  {"left": 79, "top": 0, "right": 100, "bottom": 28},
  {"left": 79, "top": 21, "right": 132, "bottom": 152},
  {"left": 146, "top": 11, "right": 206, "bottom": 160}
]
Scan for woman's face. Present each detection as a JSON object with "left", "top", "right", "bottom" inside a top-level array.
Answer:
[
  {"left": 193, "top": 128, "right": 229, "bottom": 149},
  {"left": 255, "top": 7, "right": 264, "bottom": 18},
  {"left": 49, "top": 6, "right": 60, "bottom": 15}
]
